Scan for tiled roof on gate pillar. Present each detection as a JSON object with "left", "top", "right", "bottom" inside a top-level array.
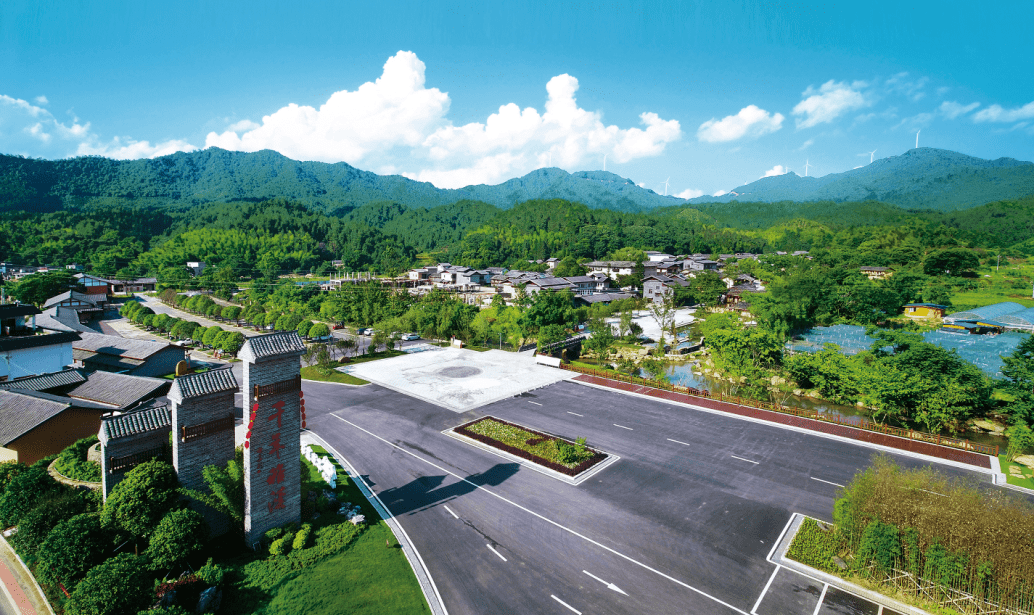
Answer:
[
  {"left": 102, "top": 405, "right": 172, "bottom": 440},
  {"left": 239, "top": 331, "right": 306, "bottom": 362},
  {"left": 170, "top": 368, "right": 239, "bottom": 401}
]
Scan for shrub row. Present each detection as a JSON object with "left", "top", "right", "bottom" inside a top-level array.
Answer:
[{"left": 454, "top": 416, "right": 607, "bottom": 477}]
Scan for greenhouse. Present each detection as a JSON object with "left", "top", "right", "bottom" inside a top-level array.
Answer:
[
  {"left": 996, "top": 307, "right": 1034, "bottom": 332},
  {"left": 944, "top": 301, "right": 1027, "bottom": 324},
  {"left": 785, "top": 324, "right": 1028, "bottom": 378}
]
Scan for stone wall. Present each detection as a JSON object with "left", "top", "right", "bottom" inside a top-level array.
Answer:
[
  {"left": 99, "top": 427, "right": 171, "bottom": 500},
  {"left": 172, "top": 390, "right": 236, "bottom": 535}
]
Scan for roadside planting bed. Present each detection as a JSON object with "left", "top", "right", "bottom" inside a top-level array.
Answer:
[{"left": 454, "top": 416, "right": 607, "bottom": 477}]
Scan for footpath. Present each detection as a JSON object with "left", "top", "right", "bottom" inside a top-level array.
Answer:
[
  {"left": 0, "top": 534, "right": 50, "bottom": 615},
  {"left": 572, "top": 373, "right": 994, "bottom": 470}
]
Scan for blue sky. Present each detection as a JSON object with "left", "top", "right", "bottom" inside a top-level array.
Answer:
[{"left": 2, "top": 1, "right": 1032, "bottom": 196}]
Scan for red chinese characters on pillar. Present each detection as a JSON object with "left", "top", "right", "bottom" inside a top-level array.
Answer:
[
  {"left": 268, "top": 486, "right": 285, "bottom": 513},
  {"left": 254, "top": 397, "right": 290, "bottom": 517}
]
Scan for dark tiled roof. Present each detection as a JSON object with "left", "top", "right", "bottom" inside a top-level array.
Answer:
[
  {"left": 35, "top": 308, "right": 97, "bottom": 333},
  {"left": 103, "top": 405, "right": 172, "bottom": 440},
  {"left": 67, "top": 371, "right": 169, "bottom": 408},
  {"left": 0, "top": 304, "right": 41, "bottom": 318},
  {"left": 170, "top": 368, "right": 238, "bottom": 400},
  {"left": 240, "top": 331, "right": 305, "bottom": 360},
  {"left": 74, "top": 350, "right": 146, "bottom": 371},
  {"left": 0, "top": 369, "right": 86, "bottom": 392},
  {"left": 0, "top": 331, "right": 81, "bottom": 353},
  {"left": 0, "top": 390, "right": 70, "bottom": 445},
  {"left": 43, "top": 291, "right": 98, "bottom": 309},
  {"left": 74, "top": 332, "right": 173, "bottom": 360}
]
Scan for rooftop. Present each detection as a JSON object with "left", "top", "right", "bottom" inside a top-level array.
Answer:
[
  {"left": 66, "top": 371, "right": 169, "bottom": 408},
  {"left": 43, "top": 291, "right": 99, "bottom": 309},
  {"left": 0, "top": 389, "right": 70, "bottom": 445},
  {"left": 73, "top": 331, "right": 174, "bottom": 360},
  {"left": 239, "top": 331, "right": 306, "bottom": 362},
  {"left": 0, "top": 331, "right": 81, "bottom": 353},
  {"left": 102, "top": 404, "right": 172, "bottom": 440},
  {"left": 169, "top": 368, "right": 239, "bottom": 401},
  {"left": 0, "top": 368, "right": 86, "bottom": 393},
  {"left": 0, "top": 304, "right": 41, "bottom": 319}
]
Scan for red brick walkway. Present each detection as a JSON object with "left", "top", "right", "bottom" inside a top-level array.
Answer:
[
  {"left": 573, "top": 374, "right": 992, "bottom": 469},
  {"left": 0, "top": 557, "right": 38, "bottom": 615}
]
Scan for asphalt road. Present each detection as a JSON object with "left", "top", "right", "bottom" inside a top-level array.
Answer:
[{"left": 303, "top": 379, "right": 995, "bottom": 615}]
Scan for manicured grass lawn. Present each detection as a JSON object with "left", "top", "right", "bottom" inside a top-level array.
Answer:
[
  {"left": 999, "top": 454, "right": 1034, "bottom": 490},
  {"left": 223, "top": 446, "right": 429, "bottom": 615},
  {"left": 300, "top": 365, "right": 369, "bottom": 385}
]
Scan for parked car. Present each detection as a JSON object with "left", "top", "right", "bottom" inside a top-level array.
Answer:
[
  {"left": 356, "top": 327, "right": 370, "bottom": 335},
  {"left": 401, "top": 333, "right": 421, "bottom": 341},
  {"left": 332, "top": 324, "right": 343, "bottom": 330}
]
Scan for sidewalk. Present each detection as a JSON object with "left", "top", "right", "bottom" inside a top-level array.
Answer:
[
  {"left": 137, "top": 295, "right": 259, "bottom": 338},
  {"left": 0, "top": 535, "right": 51, "bottom": 615}
]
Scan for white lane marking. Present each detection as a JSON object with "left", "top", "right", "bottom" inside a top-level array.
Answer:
[
  {"left": 812, "top": 584, "right": 829, "bottom": 615},
  {"left": 551, "top": 595, "right": 582, "bottom": 614},
  {"left": 750, "top": 564, "right": 780, "bottom": 614},
  {"left": 487, "top": 544, "right": 507, "bottom": 562},
  {"left": 810, "top": 477, "right": 845, "bottom": 488},
  {"left": 331, "top": 414, "right": 749, "bottom": 615},
  {"left": 529, "top": 401, "right": 542, "bottom": 406},
  {"left": 567, "top": 411, "right": 584, "bottom": 417},
  {"left": 583, "top": 570, "right": 629, "bottom": 596},
  {"left": 614, "top": 423, "right": 634, "bottom": 430},
  {"left": 731, "top": 455, "right": 759, "bottom": 464},
  {"left": 443, "top": 505, "right": 459, "bottom": 519},
  {"left": 667, "top": 438, "right": 691, "bottom": 446}
]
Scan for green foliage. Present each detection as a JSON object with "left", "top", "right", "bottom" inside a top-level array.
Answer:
[
  {"left": 856, "top": 520, "right": 901, "bottom": 573},
  {"left": 297, "top": 319, "right": 314, "bottom": 337},
  {"left": 584, "top": 316, "right": 616, "bottom": 358},
  {"left": 553, "top": 255, "right": 587, "bottom": 277},
  {"left": 523, "top": 289, "right": 577, "bottom": 333},
  {"left": 101, "top": 459, "right": 179, "bottom": 538},
  {"left": 270, "top": 532, "right": 295, "bottom": 557},
  {"left": 0, "top": 465, "right": 66, "bottom": 527},
  {"left": 923, "top": 248, "right": 980, "bottom": 276},
  {"left": 182, "top": 447, "right": 244, "bottom": 539},
  {"left": 7, "top": 270, "right": 78, "bottom": 306},
  {"left": 11, "top": 490, "right": 93, "bottom": 555},
  {"left": 1006, "top": 421, "right": 1034, "bottom": 460},
  {"left": 293, "top": 524, "right": 313, "bottom": 550},
  {"left": 146, "top": 508, "right": 209, "bottom": 570},
  {"left": 36, "top": 513, "right": 112, "bottom": 590},
  {"left": 308, "top": 322, "right": 330, "bottom": 339},
  {"left": 786, "top": 518, "right": 840, "bottom": 573},
  {"left": 0, "top": 462, "right": 27, "bottom": 493},
  {"left": 65, "top": 553, "right": 152, "bottom": 615},
  {"left": 196, "top": 558, "right": 227, "bottom": 587}
]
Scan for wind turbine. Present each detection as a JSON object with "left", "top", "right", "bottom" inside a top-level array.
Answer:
[
  {"left": 869, "top": 149, "right": 877, "bottom": 163},
  {"left": 804, "top": 159, "right": 811, "bottom": 177},
  {"left": 662, "top": 177, "right": 670, "bottom": 196},
  {"left": 915, "top": 130, "right": 920, "bottom": 149}
]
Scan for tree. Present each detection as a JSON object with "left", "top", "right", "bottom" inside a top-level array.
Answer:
[
  {"left": 182, "top": 448, "right": 244, "bottom": 540},
  {"left": 0, "top": 465, "right": 66, "bottom": 527},
  {"left": 297, "top": 320, "right": 314, "bottom": 338},
  {"left": 923, "top": 249, "right": 980, "bottom": 276},
  {"left": 65, "top": 554, "right": 152, "bottom": 615},
  {"left": 221, "top": 305, "right": 241, "bottom": 324},
  {"left": 585, "top": 316, "right": 616, "bottom": 359},
  {"left": 523, "top": 290, "right": 576, "bottom": 333},
  {"left": 11, "top": 490, "right": 92, "bottom": 555},
  {"left": 647, "top": 294, "right": 678, "bottom": 339},
  {"left": 315, "top": 344, "right": 332, "bottom": 371},
  {"left": 308, "top": 322, "right": 330, "bottom": 339},
  {"left": 8, "top": 271, "right": 78, "bottom": 306},
  {"left": 219, "top": 331, "right": 245, "bottom": 355},
  {"left": 370, "top": 328, "right": 389, "bottom": 352},
  {"left": 1002, "top": 334, "right": 1034, "bottom": 395},
  {"left": 146, "top": 508, "right": 209, "bottom": 570},
  {"left": 553, "top": 256, "right": 586, "bottom": 277},
  {"left": 101, "top": 459, "right": 179, "bottom": 538},
  {"left": 36, "top": 513, "right": 112, "bottom": 590},
  {"left": 1006, "top": 421, "right": 1034, "bottom": 461},
  {"left": 536, "top": 324, "right": 567, "bottom": 351},
  {"left": 201, "top": 325, "right": 223, "bottom": 347},
  {"left": 689, "top": 271, "right": 729, "bottom": 309}
]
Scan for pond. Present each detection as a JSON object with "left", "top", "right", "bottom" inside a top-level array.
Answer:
[{"left": 634, "top": 361, "right": 1008, "bottom": 450}]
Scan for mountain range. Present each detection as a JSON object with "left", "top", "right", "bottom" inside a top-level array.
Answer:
[
  {"left": 0, "top": 146, "right": 1031, "bottom": 215},
  {"left": 688, "top": 148, "right": 1034, "bottom": 211}
]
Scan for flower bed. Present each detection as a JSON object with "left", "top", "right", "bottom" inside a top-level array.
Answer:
[{"left": 454, "top": 416, "right": 607, "bottom": 477}]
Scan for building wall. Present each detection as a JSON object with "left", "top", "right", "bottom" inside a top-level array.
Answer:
[
  {"left": 8, "top": 408, "right": 105, "bottom": 466},
  {"left": 100, "top": 427, "right": 171, "bottom": 500},
  {"left": 172, "top": 390, "right": 236, "bottom": 535},
  {"left": 905, "top": 306, "right": 944, "bottom": 319},
  {"left": 0, "top": 446, "right": 17, "bottom": 463},
  {"left": 130, "top": 347, "right": 187, "bottom": 378},
  {"left": 242, "top": 355, "right": 302, "bottom": 547},
  {"left": 1, "top": 341, "right": 74, "bottom": 380}
]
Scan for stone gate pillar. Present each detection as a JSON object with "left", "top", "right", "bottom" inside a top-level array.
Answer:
[
  {"left": 239, "top": 332, "right": 306, "bottom": 548},
  {"left": 170, "top": 369, "right": 239, "bottom": 534}
]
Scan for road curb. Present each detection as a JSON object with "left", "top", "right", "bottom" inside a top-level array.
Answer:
[
  {"left": 0, "top": 534, "right": 53, "bottom": 615},
  {"left": 301, "top": 431, "right": 449, "bottom": 615}
]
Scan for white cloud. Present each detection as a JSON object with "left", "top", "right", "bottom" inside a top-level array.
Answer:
[
  {"left": 797, "top": 139, "right": 814, "bottom": 151},
  {"left": 206, "top": 51, "right": 680, "bottom": 188},
  {"left": 939, "top": 101, "right": 979, "bottom": 120},
  {"left": 674, "top": 188, "right": 703, "bottom": 199},
  {"left": 972, "top": 101, "right": 1034, "bottom": 123},
  {"left": 893, "top": 113, "right": 934, "bottom": 131},
  {"left": 761, "top": 165, "right": 787, "bottom": 178},
  {"left": 696, "top": 105, "right": 783, "bottom": 143},
  {"left": 0, "top": 93, "right": 195, "bottom": 160},
  {"left": 793, "top": 80, "right": 870, "bottom": 129},
  {"left": 885, "top": 73, "right": 928, "bottom": 102},
  {"left": 34, "top": 95, "right": 48, "bottom": 105},
  {"left": 227, "top": 119, "right": 260, "bottom": 132},
  {"left": 713, "top": 189, "right": 729, "bottom": 197}
]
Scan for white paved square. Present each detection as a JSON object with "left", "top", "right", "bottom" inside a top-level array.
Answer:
[{"left": 345, "top": 348, "right": 575, "bottom": 412}]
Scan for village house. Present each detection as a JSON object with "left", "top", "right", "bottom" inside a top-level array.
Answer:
[
  {"left": 860, "top": 266, "right": 893, "bottom": 280},
  {"left": 71, "top": 332, "right": 185, "bottom": 377},
  {"left": 902, "top": 303, "right": 948, "bottom": 320},
  {"left": 642, "top": 273, "right": 691, "bottom": 304}
]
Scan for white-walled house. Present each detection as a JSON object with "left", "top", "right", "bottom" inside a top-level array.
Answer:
[{"left": 0, "top": 331, "right": 80, "bottom": 382}]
